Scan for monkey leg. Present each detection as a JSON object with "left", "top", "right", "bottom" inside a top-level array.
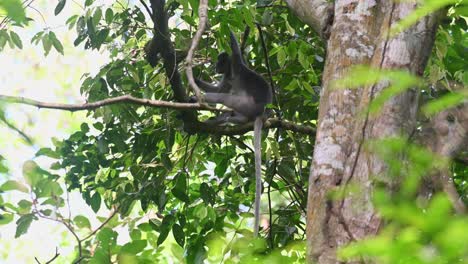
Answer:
[
  {"left": 203, "top": 92, "right": 230, "bottom": 104},
  {"left": 204, "top": 112, "right": 234, "bottom": 126},
  {"left": 204, "top": 93, "right": 263, "bottom": 119},
  {"left": 195, "top": 78, "right": 222, "bottom": 93},
  {"left": 225, "top": 112, "right": 249, "bottom": 124},
  {"left": 204, "top": 111, "right": 249, "bottom": 125}
]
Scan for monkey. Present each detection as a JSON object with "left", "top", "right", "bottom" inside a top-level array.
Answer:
[
  {"left": 195, "top": 52, "right": 232, "bottom": 93},
  {"left": 191, "top": 52, "right": 236, "bottom": 125},
  {"left": 193, "top": 31, "right": 272, "bottom": 236}
]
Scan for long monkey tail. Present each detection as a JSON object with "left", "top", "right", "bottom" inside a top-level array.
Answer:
[{"left": 253, "top": 116, "right": 263, "bottom": 237}]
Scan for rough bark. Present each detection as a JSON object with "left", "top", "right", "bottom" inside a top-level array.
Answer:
[{"left": 305, "top": 1, "right": 443, "bottom": 263}]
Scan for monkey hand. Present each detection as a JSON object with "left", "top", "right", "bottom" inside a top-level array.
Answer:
[{"left": 188, "top": 95, "right": 198, "bottom": 103}]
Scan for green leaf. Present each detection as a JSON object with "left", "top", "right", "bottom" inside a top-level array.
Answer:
[
  {"left": 120, "top": 240, "right": 147, "bottom": 254},
  {"left": 242, "top": 8, "right": 254, "bottom": 29},
  {"left": 214, "top": 158, "right": 228, "bottom": 176},
  {"left": 90, "top": 192, "right": 101, "bottom": 213},
  {"left": 65, "top": 14, "right": 78, "bottom": 29},
  {"left": 193, "top": 204, "right": 207, "bottom": 219},
  {"left": 42, "top": 35, "right": 52, "bottom": 56},
  {"left": 157, "top": 215, "right": 174, "bottom": 245},
  {"left": 54, "top": 0, "right": 66, "bottom": 15},
  {"left": 50, "top": 161, "right": 61, "bottom": 170},
  {"left": 281, "top": 14, "right": 295, "bottom": 36},
  {"left": 96, "top": 227, "right": 117, "bottom": 250},
  {"left": 95, "top": 28, "right": 109, "bottom": 48},
  {"left": 93, "top": 8, "right": 102, "bottom": 25},
  {"left": 35, "top": 180, "right": 63, "bottom": 198},
  {"left": 129, "top": 229, "right": 142, "bottom": 240},
  {"left": 302, "top": 81, "right": 315, "bottom": 94},
  {"left": 89, "top": 249, "right": 110, "bottom": 264},
  {"left": 423, "top": 92, "right": 467, "bottom": 116},
  {"left": 36, "top": 148, "right": 60, "bottom": 159},
  {"left": 40, "top": 209, "right": 52, "bottom": 216},
  {"left": 0, "top": 29, "right": 10, "bottom": 49},
  {"left": 85, "top": 0, "right": 94, "bottom": 7},
  {"left": 200, "top": 183, "right": 215, "bottom": 205},
  {"left": 74, "top": 215, "right": 91, "bottom": 229},
  {"left": 389, "top": 0, "right": 459, "bottom": 36},
  {"left": 73, "top": 34, "right": 86, "bottom": 46},
  {"left": 161, "top": 152, "right": 173, "bottom": 170},
  {"left": 277, "top": 48, "right": 286, "bottom": 68},
  {"left": 15, "top": 214, "right": 35, "bottom": 238},
  {"left": 31, "top": 31, "right": 43, "bottom": 44},
  {"left": 0, "top": 159, "right": 8, "bottom": 173},
  {"left": 105, "top": 8, "right": 114, "bottom": 24},
  {"left": 41, "top": 197, "right": 64, "bottom": 207},
  {"left": 80, "top": 123, "right": 90, "bottom": 133},
  {"left": 22, "top": 160, "right": 42, "bottom": 186},
  {"left": 287, "top": 41, "right": 298, "bottom": 60},
  {"left": 298, "top": 50, "right": 309, "bottom": 69},
  {"left": 93, "top": 122, "right": 104, "bottom": 131},
  {"left": 17, "top": 199, "right": 32, "bottom": 214},
  {"left": 49, "top": 32, "right": 64, "bottom": 54},
  {"left": 0, "top": 213, "right": 14, "bottom": 225},
  {"left": 0, "top": 180, "right": 28, "bottom": 193},
  {"left": 0, "top": 0, "right": 27, "bottom": 25},
  {"left": 278, "top": 162, "right": 295, "bottom": 181},
  {"left": 171, "top": 173, "right": 189, "bottom": 203},
  {"left": 117, "top": 254, "right": 138, "bottom": 263},
  {"left": 9, "top": 31, "right": 22, "bottom": 49},
  {"left": 86, "top": 17, "right": 95, "bottom": 38},
  {"left": 172, "top": 224, "right": 185, "bottom": 247}
]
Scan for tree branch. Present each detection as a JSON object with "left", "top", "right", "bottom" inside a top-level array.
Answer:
[
  {"left": 0, "top": 94, "right": 207, "bottom": 111},
  {"left": 185, "top": 0, "right": 208, "bottom": 102},
  {"left": 284, "top": 0, "right": 334, "bottom": 39},
  {"left": 0, "top": 94, "right": 314, "bottom": 135},
  {"left": 34, "top": 247, "right": 59, "bottom": 264},
  {"left": 139, "top": 0, "right": 153, "bottom": 21},
  {"left": 192, "top": 118, "right": 315, "bottom": 136},
  {"left": 148, "top": 0, "right": 198, "bottom": 124}
]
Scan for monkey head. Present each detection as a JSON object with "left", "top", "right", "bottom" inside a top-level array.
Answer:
[{"left": 216, "top": 52, "right": 231, "bottom": 74}]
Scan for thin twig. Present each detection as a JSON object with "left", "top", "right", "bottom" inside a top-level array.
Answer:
[
  {"left": 257, "top": 4, "right": 288, "bottom": 9},
  {"left": 29, "top": 5, "right": 47, "bottom": 26},
  {"left": 139, "top": 0, "right": 154, "bottom": 21},
  {"left": 0, "top": 115, "right": 33, "bottom": 144},
  {"left": 80, "top": 207, "right": 119, "bottom": 241},
  {"left": 256, "top": 23, "right": 278, "bottom": 106},
  {"left": 268, "top": 125, "right": 282, "bottom": 248},
  {"left": 33, "top": 202, "right": 82, "bottom": 260},
  {"left": 44, "top": 247, "right": 60, "bottom": 264},
  {"left": 185, "top": 0, "right": 208, "bottom": 102},
  {"left": 241, "top": 26, "right": 250, "bottom": 57},
  {"left": 229, "top": 135, "right": 254, "bottom": 153}
]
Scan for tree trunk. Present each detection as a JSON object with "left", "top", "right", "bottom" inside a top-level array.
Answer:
[{"left": 305, "top": 1, "right": 442, "bottom": 263}]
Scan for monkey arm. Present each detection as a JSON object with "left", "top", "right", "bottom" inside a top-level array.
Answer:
[{"left": 194, "top": 78, "right": 222, "bottom": 93}]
